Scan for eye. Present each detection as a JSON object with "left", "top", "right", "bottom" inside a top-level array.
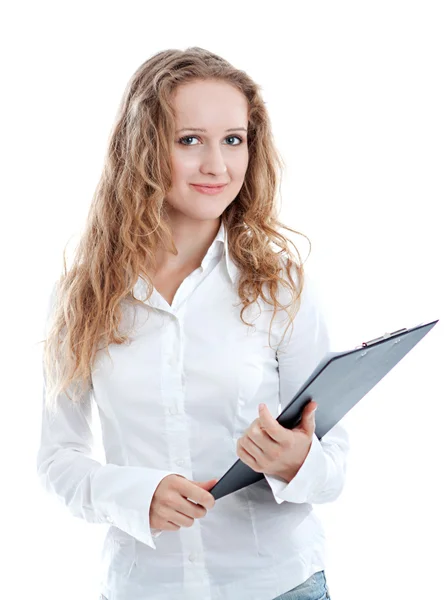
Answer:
[
  {"left": 226, "top": 136, "right": 243, "bottom": 146},
  {"left": 177, "top": 135, "right": 244, "bottom": 146}
]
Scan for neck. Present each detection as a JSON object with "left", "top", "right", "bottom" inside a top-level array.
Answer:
[{"left": 153, "top": 212, "right": 222, "bottom": 274}]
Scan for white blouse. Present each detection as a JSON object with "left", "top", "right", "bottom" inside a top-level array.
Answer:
[{"left": 36, "top": 219, "right": 350, "bottom": 600}]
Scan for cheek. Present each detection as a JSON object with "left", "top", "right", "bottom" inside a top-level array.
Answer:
[
  {"left": 171, "top": 152, "right": 197, "bottom": 181},
  {"left": 233, "top": 153, "right": 249, "bottom": 181}
]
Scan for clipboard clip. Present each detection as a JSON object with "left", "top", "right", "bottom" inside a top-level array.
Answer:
[{"left": 360, "top": 327, "right": 408, "bottom": 347}]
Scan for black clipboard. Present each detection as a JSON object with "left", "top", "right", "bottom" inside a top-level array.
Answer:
[{"left": 210, "top": 318, "right": 439, "bottom": 500}]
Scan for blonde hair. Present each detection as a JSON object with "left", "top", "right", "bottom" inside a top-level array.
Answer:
[{"left": 41, "top": 46, "right": 311, "bottom": 416}]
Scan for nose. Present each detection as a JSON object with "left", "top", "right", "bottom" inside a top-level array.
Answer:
[{"left": 200, "top": 144, "right": 228, "bottom": 176}]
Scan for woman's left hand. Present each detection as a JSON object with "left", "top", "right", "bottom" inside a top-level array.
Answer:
[{"left": 236, "top": 401, "right": 318, "bottom": 483}]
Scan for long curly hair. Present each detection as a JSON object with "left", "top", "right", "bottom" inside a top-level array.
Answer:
[{"left": 41, "top": 46, "right": 311, "bottom": 416}]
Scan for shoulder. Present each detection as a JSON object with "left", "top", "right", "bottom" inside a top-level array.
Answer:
[
  {"left": 274, "top": 255, "right": 310, "bottom": 304},
  {"left": 273, "top": 257, "right": 329, "bottom": 335}
]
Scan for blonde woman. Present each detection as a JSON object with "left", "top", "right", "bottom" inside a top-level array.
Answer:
[{"left": 37, "top": 47, "right": 349, "bottom": 600}]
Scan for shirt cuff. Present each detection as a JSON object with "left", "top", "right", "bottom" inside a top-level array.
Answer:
[
  {"left": 92, "top": 465, "right": 180, "bottom": 549},
  {"left": 150, "top": 528, "right": 163, "bottom": 539},
  {"left": 264, "top": 433, "right": 327, "bottom": 504}
]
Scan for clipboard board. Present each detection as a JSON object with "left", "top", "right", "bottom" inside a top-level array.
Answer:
[{"left": 210, "top": 318, "right": 439, "bottom": 500}]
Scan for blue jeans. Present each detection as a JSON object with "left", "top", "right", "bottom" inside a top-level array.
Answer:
[
  {"left": 272, "top": 570, "right": 331, "bottom": 600},
  {"left": 99, "top": 570, "right": 331, "bottom": 600}
]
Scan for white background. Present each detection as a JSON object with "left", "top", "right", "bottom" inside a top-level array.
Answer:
[{"left": 1, "top": 1, "right": 446, "bottom": 598}]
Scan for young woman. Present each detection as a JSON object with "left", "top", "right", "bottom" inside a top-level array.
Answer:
[{"left": 37, "top": 47, "right": 349, "bottom": 600}]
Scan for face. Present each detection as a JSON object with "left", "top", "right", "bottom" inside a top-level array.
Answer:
[{"left": 164, "top": 79, "right": 250, "bottom": 222}]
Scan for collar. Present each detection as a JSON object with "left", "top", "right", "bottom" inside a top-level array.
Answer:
[
  {"left": 208, "top": 219, "right": 239, "bottom": 284},
  {"left": 132, "top": 220, "right": 238, "bottom": 303}
]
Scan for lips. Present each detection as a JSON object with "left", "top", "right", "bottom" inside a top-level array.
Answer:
[
  {"left": 190, "top": 183, "right": 228, "bottom": 195},
  {"left": 191, "top": 184, "right": 227, "bottom": 188}
]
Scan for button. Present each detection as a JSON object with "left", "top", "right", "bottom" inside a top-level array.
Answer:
[
  {"left": 169, "top": 406, "right": 178, "bottom": 415},
  {"left": 175, "top": 458, "right": 185, "bottom": 466},
  {"left": 188, "top": 552, "right": 197, "bottom": 562}
]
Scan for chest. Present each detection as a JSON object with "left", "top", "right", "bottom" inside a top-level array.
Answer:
[{"left": 91, "top": 274, "right": 282, "bottom": 438}]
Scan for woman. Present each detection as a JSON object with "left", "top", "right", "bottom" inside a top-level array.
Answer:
[{"left": 37, "top": 47, "right": 349, "bottom": 600}]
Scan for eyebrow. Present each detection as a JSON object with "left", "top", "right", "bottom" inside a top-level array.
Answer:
[{"left": 175, "top": 127, "right": 248, "bottom": 133}]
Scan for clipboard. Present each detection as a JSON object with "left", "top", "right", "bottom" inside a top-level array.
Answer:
[{"left": 210, "top": 318, "right": 439, "bottom": 500}]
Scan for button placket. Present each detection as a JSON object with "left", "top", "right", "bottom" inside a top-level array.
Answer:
[
  {"left": 163, "top": 315, "right": 183, "bottom": 414},
  {"left": 160, "top": 313, "right": 191, "bottom": 484}
]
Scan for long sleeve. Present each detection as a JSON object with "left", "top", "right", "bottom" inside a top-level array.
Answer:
[
  {"left": 35, "top": 283, "right": 179, "bottom": 549},
  {"left": 264, "top": 269, "right": 350, "bottom": 504}
]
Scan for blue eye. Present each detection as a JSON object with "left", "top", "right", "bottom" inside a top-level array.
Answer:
[{"left": 178, "top": 135, "right": 243, "bottom": 146}]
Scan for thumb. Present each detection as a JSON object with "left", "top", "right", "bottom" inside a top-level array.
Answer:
[
  {"left": 295, "top": 402, "right": 317, "bottom": 432},
  {"left": 195, "top": 478, "right": 219, "bottom": 489}
]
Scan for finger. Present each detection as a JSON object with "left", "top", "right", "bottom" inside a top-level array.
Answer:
[
  {"left": 258, "top": 404, "right": 287, "bottom": 443},
  {"left": 180, "top": 497, "right": 207, "bottom": 519},
  {"left": 247, "top": 425, "right": 278, "bottom": 454},
  {"left": 180, "top": 479, "right": 214, "bottom": 509},
  {"left": 170, "top": 509, "right": 195, "bottom": 528},
  {"left": 237, "top": 444, "right": 259, "bottom": 471},
  {"left": 241, "top": 436, "right": 264, "bottom": 461}
]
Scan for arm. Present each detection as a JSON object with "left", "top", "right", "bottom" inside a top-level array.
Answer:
[
  {"left": 35, "top": 282, "right": 178, "bottom": 549},
  {"left": 264, "top": 269, "right": 350, "bottom": 504}
]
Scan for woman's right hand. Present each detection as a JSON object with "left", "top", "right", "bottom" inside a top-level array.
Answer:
[{"left": 149, "top": 474, "right": 218, "bottom": 531}]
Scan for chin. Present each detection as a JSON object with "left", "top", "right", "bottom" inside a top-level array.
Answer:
[{"left": 169, "top": 201, "right": 233, "bottom": 221}]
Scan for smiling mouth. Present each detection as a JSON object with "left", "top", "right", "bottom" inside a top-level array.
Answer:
[
  {"left": 190, "top": 183, "right": 228, "bottom": 195},
  {"left": 191, "top": 184, "right": 228, "bottom": 188}
]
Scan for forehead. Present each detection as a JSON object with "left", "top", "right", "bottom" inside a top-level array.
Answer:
[{"left": 172, "top": 80, "right": 248, "bottom": 128}]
